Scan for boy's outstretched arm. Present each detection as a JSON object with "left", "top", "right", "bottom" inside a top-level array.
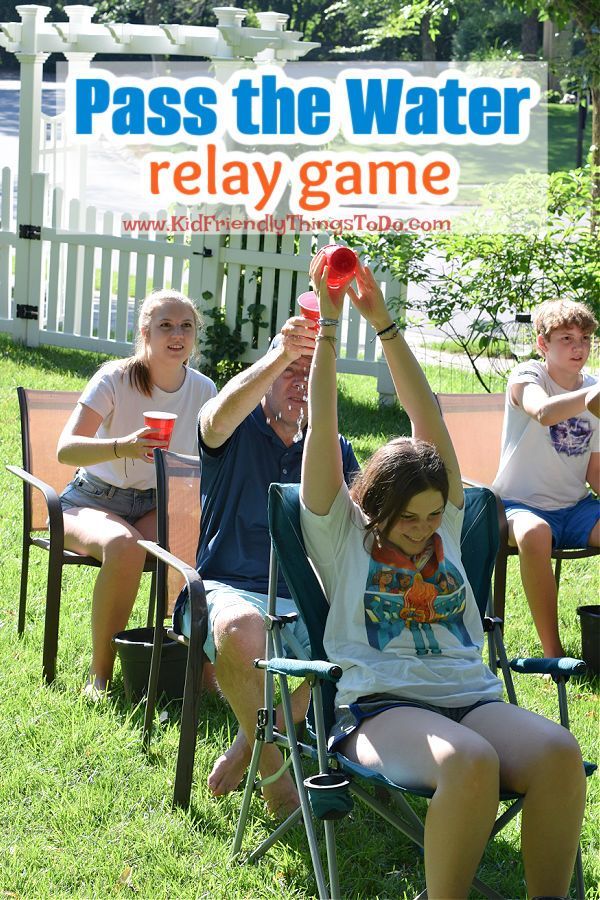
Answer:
[{"left": 514, "top": 381, "right": 591, "bottom": 427}]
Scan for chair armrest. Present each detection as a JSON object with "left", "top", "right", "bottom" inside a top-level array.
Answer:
[
  {"left": 137, "top": 539, "right": 207, "bottom": 642},
  {"left": 6, "top": 463, "right": 64, "bottom": 540},
  {"left": 509, "top": 656, "right": 587, "bottom": 678},
  {"left": 255, "top": 656, "right": 343, "bottom": 683}
]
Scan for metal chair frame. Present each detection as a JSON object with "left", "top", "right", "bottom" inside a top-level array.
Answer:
[
  {"left": 139, "top": 448, "right": 209, "bottom": 809},
  {"left": 232, "top": 483, "right": 595, "bottom": 900},
  {"left": 6, "top": 386, "right": 155, "bottom": 684},
  {"left": 435, "top": 392, "right": 599, "bottom": 623}
]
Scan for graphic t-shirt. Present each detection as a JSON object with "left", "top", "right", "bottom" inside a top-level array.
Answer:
[
  {"left": 492, "top": 360, "right": 598, "bottom": 509},
  {"left": 364, "top": 533, "right": 472, "bottom": 655},
  {"left": 300, "top": 484, "right": 503, "bottom": 710}
]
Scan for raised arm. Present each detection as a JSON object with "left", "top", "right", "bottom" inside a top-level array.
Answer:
[
  {"left": 201, "top": 316, "right": 316, "bottom": 449},
  {"left": 349, "top": 263, "right": 463, "bottom": 509},
  {"left": 301, "top": 257, "right": 354, "bottom": 516}
]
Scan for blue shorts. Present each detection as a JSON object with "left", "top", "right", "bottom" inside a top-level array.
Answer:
[
  {"left": 59, "top": 469, "right": 156, "bottom": 525},
  {"left": 330, "top": 694, "right": 503, "bottom": 751},
  {"left": 174, "top": 579, "right": 311, "bottom": 664},
  {"left": 503, "top": 493, "right": 600, "bottom": 550}
]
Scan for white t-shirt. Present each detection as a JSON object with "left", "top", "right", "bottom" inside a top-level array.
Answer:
[
  {"left": 492, "top": 360, "right": 598, "bottom": 510},
  {"left": 300, "top": 484, "right": 503, "bottom": 711},
  {"left": 78, "top": 360, "right": 217, "bottom": 489}
]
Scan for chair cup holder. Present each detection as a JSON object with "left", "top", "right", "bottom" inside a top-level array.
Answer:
[{"left": 303, "top": 773, "right": 353, "bottom": 820}]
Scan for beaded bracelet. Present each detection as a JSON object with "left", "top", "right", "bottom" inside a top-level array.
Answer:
[
  {"left": 317, "top": 317, "right": 339, "bottom": 327},
  {"left": 316, "top": 334, "right": 337, "bottom": 357},
  {"left": 380, "top": 324, "right": 400, "bottom": 341},
  {"left": 376, "top": 321, "right": 397, "bottom": 338}
]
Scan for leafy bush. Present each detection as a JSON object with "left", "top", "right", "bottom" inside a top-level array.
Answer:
[{"left": 345, "top": 165, "right": 600, "bottom": 391}]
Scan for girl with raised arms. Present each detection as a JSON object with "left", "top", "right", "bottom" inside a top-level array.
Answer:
[{"left": 299, "top": 253, "right": 585, "bottom": 899}]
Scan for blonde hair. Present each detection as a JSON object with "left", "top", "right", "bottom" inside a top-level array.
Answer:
[
  {"left": 122, "top": 289, "right": 202, "bottom": 396},
  {"left": 533, "top": 299, "right": 598, "bottom": 341}
]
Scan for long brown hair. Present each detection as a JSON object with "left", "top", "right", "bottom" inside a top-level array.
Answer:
[
  {"left": 121, "top": 290, "right": 201, "bottom": 397},
  {"left": 350, "top": 437, "right": 449, "bottom": 543}
]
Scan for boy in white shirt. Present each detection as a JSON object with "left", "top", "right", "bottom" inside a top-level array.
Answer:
[{"left": 493, "top": 299, "right": 599, "bottom": 657}]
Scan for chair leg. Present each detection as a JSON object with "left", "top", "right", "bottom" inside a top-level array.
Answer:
[
  {"left": 18, "top": 539, "right": 30, "bottom": 636},
  {"left": 574, "top": 843, "right": 585, "bottom": 900},
  {"left": 42, "top": 552, "right": 63, "bottom": 684},
  {"left": 553, "top": 556, "right": 562, "bottom": 594},
  {"left": 493, "top": 550, "right": 508, "bottom": 624},
  {"left": 172, "top": 637, "right": 204, "bottom": 809},
  {"left": 142, "top": 621, "right": 164, "bottom": 750},
  {"left": 145, "top": 566, "right": 157, "bottom": 629}
]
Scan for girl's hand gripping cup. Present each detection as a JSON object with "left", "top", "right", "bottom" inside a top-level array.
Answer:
[
  {"left": 142, "top": 411, "right": 177, "bottom": 460},
  {"left": 322, "top": 246, "right": 357, "bottom": 289}
]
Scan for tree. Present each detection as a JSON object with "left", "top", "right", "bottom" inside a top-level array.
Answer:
[{"left": 344, "top": 166, "right": 600, "bottom": 391}]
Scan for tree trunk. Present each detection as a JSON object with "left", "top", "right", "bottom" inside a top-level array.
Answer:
[
  {"left": 520, "top": 9, "right": 539, "bottom": 58},
  {"left": 421, "top": 15, "right": 436, "bottom": 61},
  {"left": 591, "top": 84, "right": 599, "bottom": 235}
]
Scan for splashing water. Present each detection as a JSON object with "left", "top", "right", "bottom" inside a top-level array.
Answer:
[{"left": 292, "top": 406, "right": 305, "bottom": 444}]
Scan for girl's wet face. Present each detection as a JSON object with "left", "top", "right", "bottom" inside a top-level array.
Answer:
[
  {"left": 384, "top": 488, "right": 445, "bottom": 556},
  {"left": 145, "top": 300, "right": 196, "bottom": 362}
]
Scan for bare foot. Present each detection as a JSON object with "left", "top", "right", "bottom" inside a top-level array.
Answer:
[
  {"left": 82, "top": 674, "right": 109, "bottom": 703},
  {"left": 262, "top": 772, "right": 300, "bottom": 820},
  {"left": 208, "top": 730, "right": 252, "bottom": 796}
]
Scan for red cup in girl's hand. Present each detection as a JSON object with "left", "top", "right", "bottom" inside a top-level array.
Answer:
[
  {"left": 298, "top": 290, "right": 320, "bottom": 321},
  {"left": 321, "top": 246, "right": 357, "bottom": 289},
  {"left": 143, "top": 411, "right": 177, "bottom": 460}
]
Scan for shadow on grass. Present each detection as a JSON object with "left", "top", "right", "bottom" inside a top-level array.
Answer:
[{"left": 0, "top": 333, "right": 116, "bottom": 379}]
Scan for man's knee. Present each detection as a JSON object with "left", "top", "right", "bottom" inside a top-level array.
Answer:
[{"left": 213, "top": 604, "right": 265, "bottom": 663}]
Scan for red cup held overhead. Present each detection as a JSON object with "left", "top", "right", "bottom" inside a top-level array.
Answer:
[{"left": 322, "top": 246, "right": 357, "bottom": 289}]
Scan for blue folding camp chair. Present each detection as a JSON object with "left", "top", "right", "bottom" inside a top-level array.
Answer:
[{"left": 232, "top": 483, "right": 595, "bottom": 900}]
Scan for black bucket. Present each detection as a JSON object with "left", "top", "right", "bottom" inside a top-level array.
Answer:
[
  {"left": 576, "top": 606, "right": 600, "bottom": 677},
  {"left": 112, "top": 626, "right": 188, "bottom": 702}
]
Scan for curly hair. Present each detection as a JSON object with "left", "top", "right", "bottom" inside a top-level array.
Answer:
[{"left": 533, "top": 300, "right": 598, "bottom": 341}]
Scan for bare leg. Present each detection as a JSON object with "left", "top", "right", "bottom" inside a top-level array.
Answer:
[
  {"left": 341, "top": 707, "right": 500, "bottom": 899},
  {"left": 209, "top": 603, "right": 309, "bottom": 816},
  {"left": 462, "top": 702, "right": 586, "bottom": 897},
  {"left": 508, "top": 512, "right": 563, "bottom": 657},
  {"left": 63, "top": 507, "right": 156, "bottom": 686}
]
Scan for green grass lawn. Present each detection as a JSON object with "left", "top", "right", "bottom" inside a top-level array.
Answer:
[{"left": 0, "top": 335, "right": 598, "bottom": 899}]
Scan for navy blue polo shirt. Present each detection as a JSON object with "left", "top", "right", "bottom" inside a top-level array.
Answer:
[{"left": 195, "top": 404, "right": 359, "bottom": 598}]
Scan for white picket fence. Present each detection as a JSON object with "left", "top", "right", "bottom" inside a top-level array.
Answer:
[{"left": 0, "top": 165, "right": 404, "bottom": 397}]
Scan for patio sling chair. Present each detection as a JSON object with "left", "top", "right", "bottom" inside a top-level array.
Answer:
[
  {"left": 137, "top": 447, "right": 209, "bottom": 810},
  {"left": 6, "top": 386, "right": 156, "bottom": 684},
  {"left": 232, "top": 483, "right": 595, "bottom": 900},
  {"left": 436, "top": 392, "right": 599, "bottom": 623}
]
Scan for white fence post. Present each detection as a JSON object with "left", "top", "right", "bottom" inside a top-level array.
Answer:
[{"left": 13, "top": 4, "right": 50, "bottom": 344}]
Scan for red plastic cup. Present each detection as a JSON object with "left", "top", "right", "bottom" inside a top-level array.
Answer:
[
  {"left": 143, "top": 411, "right": 177, "bottom": 460},
  {"left": 322, "top": 246, "right": 357, "bottom": 289},
  {"left": 298, "top": 290, "right": 320, "bottom": 321}
]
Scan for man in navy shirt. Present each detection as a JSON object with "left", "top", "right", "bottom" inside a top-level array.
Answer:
[{"left": 176, "top": 314, "right": 358, "bottom": 816}]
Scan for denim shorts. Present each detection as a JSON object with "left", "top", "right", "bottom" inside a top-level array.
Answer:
[
  {"left": 329, "top": 694, "right": 503, "bottom": 751},
  {"left": 175, "top": 579, "right": 311, "bottom": 664},
  {"left": 59, "top": 469, "right": 156, "bottom": 525},
  {"left": 503, "top": 493, "right": 600, "bottom": 549}
]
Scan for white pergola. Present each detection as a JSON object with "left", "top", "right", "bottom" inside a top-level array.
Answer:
[{"left": 0, "top": 4, "right": 319, "bottom": 341}]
